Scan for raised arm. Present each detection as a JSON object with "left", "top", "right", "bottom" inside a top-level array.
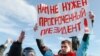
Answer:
[
  {"left": 36, "top": 39, "right": 46, "bottom": 55},
  {"left": 8, "top": 31, "right": 25, "bottom": 56},
  {"left": 0, "top": 38, "right": 12, "bottom": 56},
  {"left": 77, "top": 11, "right": 94, "bottom": 56}
]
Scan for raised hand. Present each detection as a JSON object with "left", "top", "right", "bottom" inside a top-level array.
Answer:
[
  {"left": 17, "top": 31, "right": 25, "bottom": 43},
  {"left": 89, "top": 11, "right": 94, "bottom": 20},
  {"left": 4, "top": 38, "right": 13, "bottom": 47},
  {"left": 89, "top": 11, "right": 95, "bottom": 27},
  {"left": 33, "top": 23, "right": 38, "bottom": 32}
]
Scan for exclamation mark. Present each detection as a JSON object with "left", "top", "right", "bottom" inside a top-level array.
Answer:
[{"left": 84, "top": 18, "right": 88, "bottom": 28}]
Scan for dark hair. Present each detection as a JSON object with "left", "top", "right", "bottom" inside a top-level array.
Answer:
[
  {"left": 23, "top": 47, "right": 36, "bottom": 56},
  {"left": 23, "top": 47, "right": 34, "bottom": 51},
  {"left": 61, "top": 40, "right": 72, "bottom": 49},
  {"left": 61, "top": 40, "right": 71, "bottom": 45}
]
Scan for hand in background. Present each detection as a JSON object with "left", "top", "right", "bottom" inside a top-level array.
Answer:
[
  {"left": 17, "top": 31, "right": 25, "bottom": 43},
  {"left": 4, "top": 38, "right": 13, "bottom": 47}
]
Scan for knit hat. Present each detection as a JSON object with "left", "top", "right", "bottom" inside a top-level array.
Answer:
[{"left": 23, "top": 47, "right": 35, "bottom": 56}]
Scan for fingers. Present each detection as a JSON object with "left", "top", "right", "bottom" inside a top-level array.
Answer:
[
  {"left": 17, "top": 31, "right": 25, "bottom": 43},
  {"left": 89, "top": 11, "right": 94, "bottom": 20},
  {"left": 34, "top": 23, "right": 38, "bottom": 32},
  {"left": 7, "top": 38, "right": 13, "bottom": 44},
  {"left": 89, "top": 11, "right": 95, "bottom": 27},
  {"left": 4, "top": 38, "right": 13, "bottom": 47}
]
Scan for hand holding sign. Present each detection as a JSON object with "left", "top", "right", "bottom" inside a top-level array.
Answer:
[
  {"left": 33, "top": 23, "right": 38, "bottom": 32},
  {"left": 89, "top": 11, "right": 94, "bottom": 20},
  {"left": 89, "top": 11, "right": 94, "bottom": 27}
]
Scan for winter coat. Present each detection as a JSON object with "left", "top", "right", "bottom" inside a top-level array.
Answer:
[
  {"left": 76, "top": 33, "right": 90, "bottom": 56},
  {"left": 36, "top": 39, "right": 54, "bottom": 56},
  {"left": 0, "top": 44, "right": 6, "bottom": 56},
  {"left": 8, "top": 41, "right": 22, "bottom": 56}
]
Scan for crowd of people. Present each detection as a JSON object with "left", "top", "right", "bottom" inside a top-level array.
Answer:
[{"left": 0, "top": 11, "right": 94, "bottom": 56}]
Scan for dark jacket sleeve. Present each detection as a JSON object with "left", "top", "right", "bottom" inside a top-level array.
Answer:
[
  {"left": 70, "top": 36, "right": 80, "bottom": 51},
  {"left": 76, "top": 33, "right": 90, "bottom": 56},
  {"left": 0, "top": 44, "right": 6, "bottom": 56},
  {"left": 8, "top": 41, "right": 22, "bottom": 56},
  {"left": 36, "top": 39, "right": 49, "bottom": 55},
  {"left": 82, "top": 34, "right": 89, "bottom": 42}
]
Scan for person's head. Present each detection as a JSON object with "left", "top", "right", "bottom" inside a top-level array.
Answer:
[
  {"left": 61, "top": 40, "right": 72, "bottom": 54},
  {"left": 23, "top": 47, "right": 36, "bottom": 56}
]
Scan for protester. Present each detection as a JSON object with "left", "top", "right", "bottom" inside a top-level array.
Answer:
[
  {"left": 34, "top": 10, "right": 94, "bottom": 56},
  {"left": 8, "top": 31, "right": 25, "bottom": 56},
  {"left": 23, "top": 47, "right": 36, "bottom": 56},
  {"left": 76, "top": 23, "right": 90, "bottom": 56},
  {"left": 0, "top": 38, "right": 12, "bottom": 56},
  {"left": 36, "top": 39, "right": 54, "bottom": 56},
  {"left": 8, "top": 31, "right": 36, "bottom": 56},
  {"left": 76, "top": 11, "right": 94, "bottom": 56},
  {"left": 58, "top": 40, "right": 76, "bottom": 56}
]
